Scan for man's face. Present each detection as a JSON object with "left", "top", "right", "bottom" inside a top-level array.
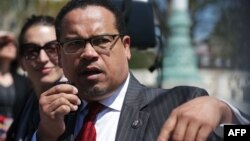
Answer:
[
  {"left": 21, "top": 25, "right": 63, "bottom": 86},
  {"left": 59, "top": 6, "right": 131, "bottom": 101}
]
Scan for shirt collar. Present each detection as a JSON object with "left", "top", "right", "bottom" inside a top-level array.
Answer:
[
  {"left": 100, "top": 73, "right": 130, "bottom": 111},
  {"left": 81, "top": 73, "right": 130, "bottom": 112}
]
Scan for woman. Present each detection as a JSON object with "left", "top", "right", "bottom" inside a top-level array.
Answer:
[
  {"left": 0, "top": 31, "right": 31, "bottom": 140},
  {"left": 6, "top": 15, "right": 64, "bottom": 141}
]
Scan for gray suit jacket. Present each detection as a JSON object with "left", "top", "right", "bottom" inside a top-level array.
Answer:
[
  {"left": 115, "top": 74, "right": 209, "bottom": 141},
  {"left": 60, "top": 74, "right": 213, "bottom": 141}
]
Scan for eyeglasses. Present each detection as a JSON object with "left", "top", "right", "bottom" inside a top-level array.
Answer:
[
  {"left": 20, "top": 40, "right": 59, "bottom": 60},
  {"left": 60, "top": 34, "right": 122, "bottom": 55}
]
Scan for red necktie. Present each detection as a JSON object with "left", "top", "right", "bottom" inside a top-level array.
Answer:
[{"left": 77, "top": 102, "right": 103, "bottom": 141}]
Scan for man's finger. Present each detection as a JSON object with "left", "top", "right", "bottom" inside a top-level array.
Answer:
[
  {"left": 43, "top": 84, "right": 78, "bottom": 96},
  {"left": 157, "top": 112, "right": 177, "bottom": 141},
  {"left": 196, "top": 125, "right": 213, "bottom": 141},
  {"left": 171, "top": 117, "right": 188, "bottom": 141},
  {"left": 50, "top": 105, "right": 72, "bottom": 119},
  {"left": 184, "top": 121, "right": 200, "bottom": 141},
  {"left": 46, "top": 95, "right": 79, "bottom": 113}
]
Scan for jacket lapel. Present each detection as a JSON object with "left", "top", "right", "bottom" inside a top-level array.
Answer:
[{"left": 115, "top": 74, "right": 150, "bottom": 141}]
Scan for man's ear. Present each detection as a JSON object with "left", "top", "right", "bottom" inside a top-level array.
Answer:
[{"left": 122, "top": 35, "right": 131, "bottom": 60}]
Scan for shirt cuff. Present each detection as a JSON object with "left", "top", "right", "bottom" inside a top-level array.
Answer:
[{"left": 221, "top": 99, "right": 250, "bottom": 124}]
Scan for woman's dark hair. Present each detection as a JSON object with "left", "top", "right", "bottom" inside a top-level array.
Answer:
[
  {"left": 13, "top": 15, "right": 55, "bottom": 73},
  {"left": 18, "top": 15, "right": 55, "bottom": 58},
  {"left": 55, "top": 0, "right": 126, "bottom": 41},
  {"left": 18, "top": 15, "right": 55, "bottom": 46}
]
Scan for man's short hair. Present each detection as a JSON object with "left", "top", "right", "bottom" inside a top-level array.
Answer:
[{"left": 55, "top": 0, "right": 126, "bottom": 41}]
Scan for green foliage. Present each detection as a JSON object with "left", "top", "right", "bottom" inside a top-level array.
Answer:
[{"left": 0, "top": 0, "right": 68, "bottom": 34}]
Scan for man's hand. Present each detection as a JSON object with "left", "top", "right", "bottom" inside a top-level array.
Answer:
[
  {"left": 37, "top": 84, "right": 81, "bottom": 141},
  {"left": 157, "top": 96, "right": 233, "bottom": 141}
]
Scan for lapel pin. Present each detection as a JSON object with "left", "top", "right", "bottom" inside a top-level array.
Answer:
[{"left": 131, "top": 119, "right": 142, "bottom": 129}]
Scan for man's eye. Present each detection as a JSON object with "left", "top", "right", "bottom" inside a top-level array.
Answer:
[
  {"left": 68, "top": 40, "right": 85, "bottom": 46},
  {"left": 92, "top": 38, "right": 111, "bottom": 46}
]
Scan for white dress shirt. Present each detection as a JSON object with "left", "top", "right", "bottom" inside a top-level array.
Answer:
[{"left": 75, "top": 73, "right": 130, "bottom": 141}]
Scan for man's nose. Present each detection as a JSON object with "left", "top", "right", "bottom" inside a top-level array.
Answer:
[{"left": 79, "top": 42, "right": 99, "bottom": 61}]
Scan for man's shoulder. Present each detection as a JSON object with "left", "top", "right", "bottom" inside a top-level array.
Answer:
[
  {"left": 167, "top": 85, "right": 208, "bottom": 98},
  {"left": 145, "top": 85, "right": 207, "bottom": 95},
  {"left": 143, "top": 85, "right": 208, "bottom": 105},
  {"left": 169, "top": 85, "right": 208, "bottom": 94}
]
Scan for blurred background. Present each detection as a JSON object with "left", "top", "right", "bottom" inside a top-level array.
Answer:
[{"left": 1, "top": 0, "right": 250, "bottom": 114}]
